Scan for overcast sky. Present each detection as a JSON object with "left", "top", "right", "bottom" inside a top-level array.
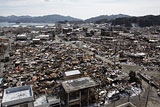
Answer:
[{"left": 0, "top": 0, "right": 160, "bottom": 19}]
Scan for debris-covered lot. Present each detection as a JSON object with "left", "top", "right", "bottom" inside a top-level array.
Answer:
[{"left": 0, "top": 23, "right": 160, "bottom": 107}]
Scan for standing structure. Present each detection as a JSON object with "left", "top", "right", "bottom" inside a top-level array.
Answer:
[
  {"left": 61, "top": 77, "right": 98, "bottom": 107},
  {"left": 64, "top": 70, "right": 81, "bottom": 80},
  {"left": 2, "top": 85, "right": 34, "bottom": 107}
]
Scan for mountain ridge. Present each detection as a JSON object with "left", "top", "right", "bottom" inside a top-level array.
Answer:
[
  {"left": 111, "top": 15, "right": 160, "bottom": 27},
  {"left": 85, "top": 14, "right": 131, "bottom": 22},
  {"left": 0, "top": 14, "right": 131, "bottom": 23},
  {"left": 0, "top": 14, "right": 82, "bottom": 23}
]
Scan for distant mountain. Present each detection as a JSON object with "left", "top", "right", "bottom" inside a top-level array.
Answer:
[
  {"left": 112, "top": 15, "right": 160, "bottom": 27},
  {"left": 0, "top": 16, "right": 6, "bottom": 22},
  {"left": 85, "top": 14, "right": 130, "bottom": 22},
  {"left": 0, "top": 14, "right": 82, "bottom": 23}
]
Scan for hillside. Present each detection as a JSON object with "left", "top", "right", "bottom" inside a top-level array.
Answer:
[
  {"left": 111, "top": 15, "right": 160, "bottom": 27},
  {"left": 0, "top": 14, "right": 82, "bottom": 23},
  {"left": 85, "top": 14, "right": 130, "bottom": 22}
]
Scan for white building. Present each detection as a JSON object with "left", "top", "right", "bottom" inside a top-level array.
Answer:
[
  {"left": 32, "top": 38, "right": 41, "bottom": 44},
  {"left": 36, "top": 35, "right": 50, "bottom": 40},
  {"left": 2, "top": 85, "right": 34, "bottom": 107},
  {"left": 16, "top": 34, "right": 27, "bottom": 40},
  {"left": 64, "top": 70, "right": 81, "bottom": 79}
]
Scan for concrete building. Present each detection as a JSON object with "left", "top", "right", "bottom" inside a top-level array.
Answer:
[
  {"left": 16, "top": 34, "right": 27, "bottom": 40},
  {"left": 64, "top": 70, "right": 81, "bottom": 80},
  {"left": 61, "top": 77, "right": 98, "bottom": 107},
  {"left": 36, "top": 35, "right": 50, "bottom": 40},
  {"left": 32, "top": 38, "right": 41, "bottom": 44},
  {"left": 2, "top": 85, "right": 34, "bottom": 107},
  {"left": 116, "top": 102, "right": 136, "bottom": 107},
  {"left": 34, "top": 96, "right": 61, "bottom": 107},
  {"left": 62, "top": 28, "right": 72, "bottom": 34}
]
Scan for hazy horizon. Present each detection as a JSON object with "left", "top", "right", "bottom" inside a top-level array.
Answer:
[{"left": 0, "top": 0, "right": 160, "bottom": 20}]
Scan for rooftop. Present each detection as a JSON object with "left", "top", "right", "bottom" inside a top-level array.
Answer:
[
  {"left": 2, "top": 85, "right": 34, "bottom": 106},
  {"left": 64, "top": 70, "right": 81, "bottom": 77},
  {"left": 34, "top": 96, "right": 48, "bottom": 107},
  {"left": 17, "top": 34, "right": 27, "bottom": 37},
  {"left": 62, "top": 77, "right": 98, "bottom": 93},
  {"left": 38, "top": 35, "right": 50, "bottom": 37},
  {"left": 116, "top": 102, "right": 137, "bottom": 107}
]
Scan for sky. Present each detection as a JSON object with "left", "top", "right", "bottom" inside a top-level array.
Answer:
[{"left": 0, "top": 0, "right": 160, "bottom": 19}]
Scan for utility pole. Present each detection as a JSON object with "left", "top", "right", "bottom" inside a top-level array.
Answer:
[
  {"left": 127, "top": 90, "right": 131, "bottom": 102},
  {"left": 145, "top": 81, "right": 151, "bottom": 107},
  {"left": 111, "top": 26, "right": 116, "bottom": 68},
  {"left": 113, "top": 101, "right": 116, "bottom": 107}
]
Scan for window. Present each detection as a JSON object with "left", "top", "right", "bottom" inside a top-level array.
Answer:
[
  {"left": 20, "top": 104, "right": 28, "bottom": 107},
  {"left": 69, "top": 91, "right": 80, "bottom": 101}
]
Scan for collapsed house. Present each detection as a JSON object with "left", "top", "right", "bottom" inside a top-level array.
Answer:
[{"left": 1, "top": 23, "right": 160, "bottom": 107}]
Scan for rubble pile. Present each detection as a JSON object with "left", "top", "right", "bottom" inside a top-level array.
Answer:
[
  {"left": 2, "top": 40, "right": 142, "bottom": 105},
  {"left": 1, "top": 23, "right": 160, "bottom": 106}
]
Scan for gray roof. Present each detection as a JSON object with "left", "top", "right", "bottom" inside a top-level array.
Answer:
[
  {"left": 2, "top": 85, "right": 34, "bottom": 106},
  {"left": 116, "top": 102, "right": 136, "bottom": 107},
  {"left": 64, "top": 70, "right": 81, "bottom": 77},
  {"left": 62, "top": 77, "right": 98, "bottom": 93}
]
